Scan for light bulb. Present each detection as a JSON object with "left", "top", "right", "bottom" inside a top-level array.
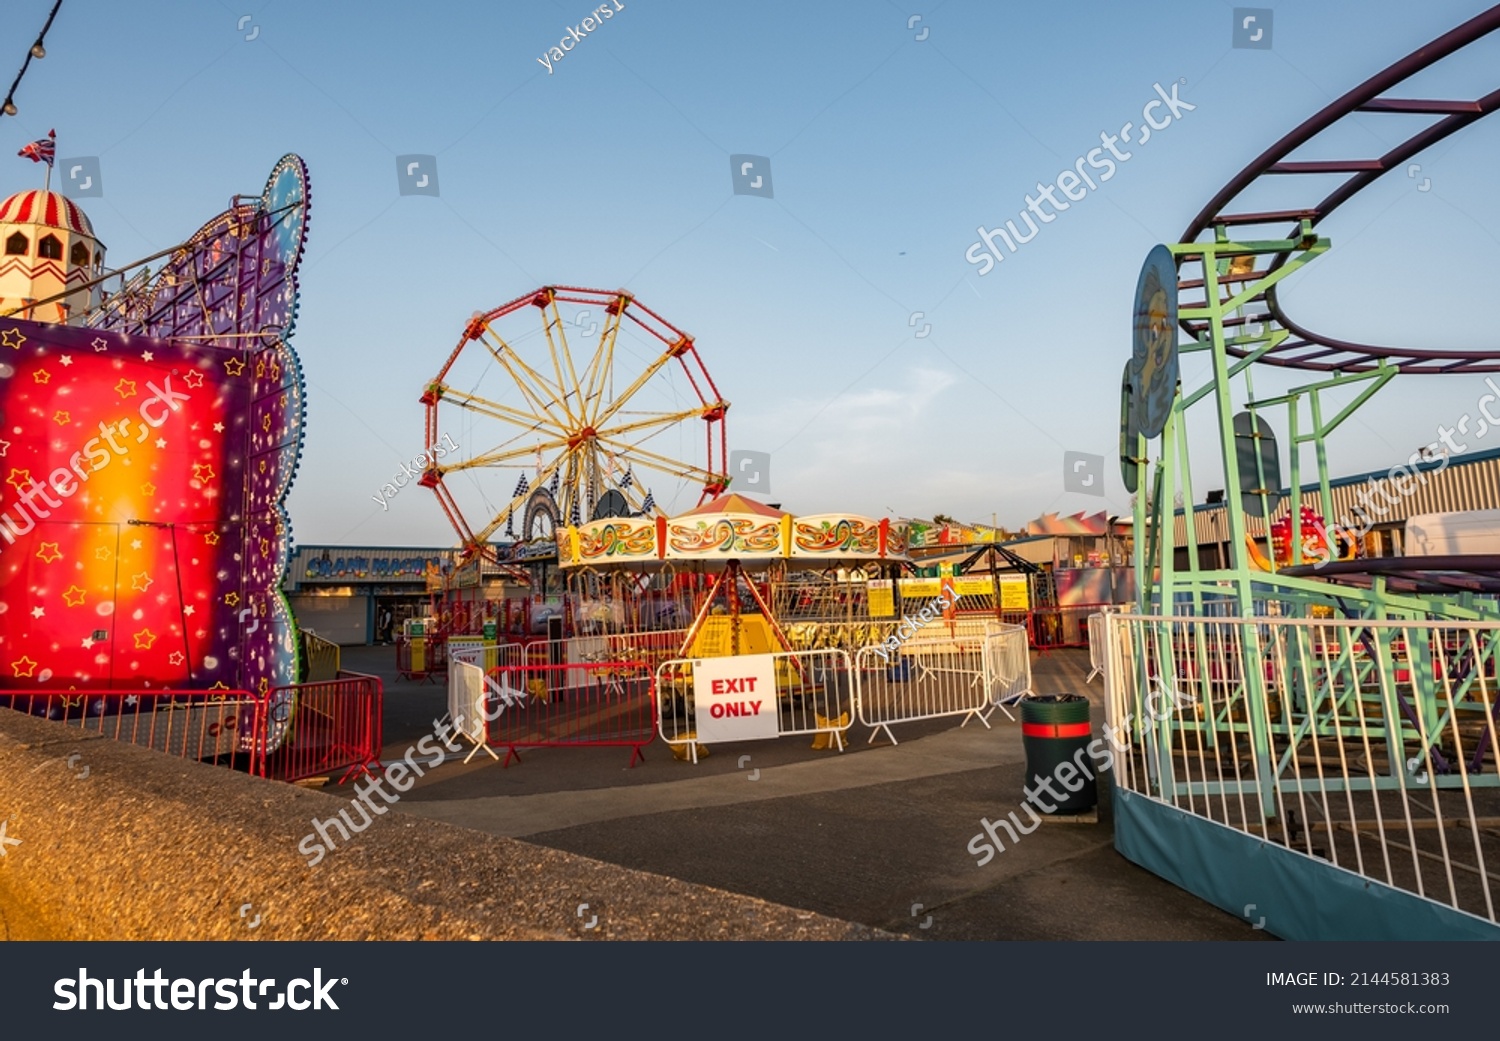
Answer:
[
  {"left": 29, "top": 43, "right": 45, "bottom": 59},
  {"left": 2, "top": 101, "right": 15, "bottom": 116}
]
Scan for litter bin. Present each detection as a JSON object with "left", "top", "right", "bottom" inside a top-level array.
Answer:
[{"left": 1019, "top": 693, "right": 1096, "bottom": 814}]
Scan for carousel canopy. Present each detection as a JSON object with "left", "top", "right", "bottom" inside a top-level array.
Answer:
[{"left": 555, "top": 495, "right": 911, "bottom": 572}]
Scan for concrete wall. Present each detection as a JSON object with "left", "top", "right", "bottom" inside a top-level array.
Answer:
[{"left": 0, "top": 710, "right": 880, "bottom": 941}]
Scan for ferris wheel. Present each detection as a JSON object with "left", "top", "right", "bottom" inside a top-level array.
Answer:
[{"left": 422, "top": 286, "right": 730, "bottom": 555}]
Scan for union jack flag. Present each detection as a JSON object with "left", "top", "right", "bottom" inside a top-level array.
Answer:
[
  {"left": 17, "top": 129, "right": 55, "bottom": 167},
  {"left": 641, "top": 490, "right": 655, "bottom": 512}
]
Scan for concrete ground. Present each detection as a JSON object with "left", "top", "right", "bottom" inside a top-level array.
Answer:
[{"left": 338, "top": 643, "right": 1270, "bottom": 941}]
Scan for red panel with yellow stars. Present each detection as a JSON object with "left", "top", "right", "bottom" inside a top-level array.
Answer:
[{"left": 0, "top": 318, "right": 276, "bottom": 692}]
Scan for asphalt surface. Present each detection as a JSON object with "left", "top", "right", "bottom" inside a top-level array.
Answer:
[{"left": 343, "top": 643, "right": 1270, "bottom": 941}]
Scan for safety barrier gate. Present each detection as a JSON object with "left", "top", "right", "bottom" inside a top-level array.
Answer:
[
  {"left": 2, "top": 687, "right": 266, "bottom": 774},
  {"left": 655, "top": 649, "right": 854, "bottom": 764},
  {"left": 850, "top": 621, "right": 1032, "bottom": 742},
  {"left": 447, "top": 643, "right": 523, "bottom": 763},
  {"left": 395, "top": 633, "right": 447, "bottom": 683},
  {"left": 470, "top": 659, "right": 657, "bottom": 767},
  {"left": 260, "top": 671, "right": 384, "bottom": 785},
  {"left": 2, "top": 671, "right": 383, "bottom": 786}
]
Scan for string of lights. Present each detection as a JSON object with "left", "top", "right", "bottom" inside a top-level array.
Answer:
[{"left": 1, "top": 0, "right": 64, "bottom": 118}]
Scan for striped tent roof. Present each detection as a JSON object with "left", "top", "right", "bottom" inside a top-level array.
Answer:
[{"left": 0, "top": 190, "right": 95, "bottom": 236}]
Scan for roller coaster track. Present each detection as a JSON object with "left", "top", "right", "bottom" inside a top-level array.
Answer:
[{"left": 1179, "top": 4, "right": 1500, "bottom": 374}]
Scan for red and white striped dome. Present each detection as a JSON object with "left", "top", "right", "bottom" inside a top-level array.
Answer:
[{"left": 0, "top": 189, "right": 94, "bottom": 237}]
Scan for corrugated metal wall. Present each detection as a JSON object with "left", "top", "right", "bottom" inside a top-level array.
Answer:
[{"left": 1171, "top": 451, "right": 1500, "bottom": 548}]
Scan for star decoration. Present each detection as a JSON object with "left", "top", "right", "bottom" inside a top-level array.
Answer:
[
  {"left": 58, "top": 354, "right": 73, "bottom": 367},
  {"left": 11, "top": 656, "right": 37, "bottom": 678},
  {"left": 183, "top": 369, "right": 205, "bottom": 389},
  {"left": 259, "top": 538, "right": 270, "bottom": 555},
  {"left": 155, "top": 438, "right": 166, "bottom": 449},
  {"left": 258, "top": 677, "right": 270, "bottom": 694},
  {"left": 224, "top": 592, "right": 241, "bottom": 607},
  {"left": 261, "top": 415, "right": 272, "bottom": 433},
  {"left": 0, "top": 439, "right": 9, "bottom": 456},
  {"left": 204, "top": 532, "right": 221, "bottom": 546},
  {"left": 1, "top": 328, "right": 24, "bottom": 349},
  {"left": 94, "top": 546, "right": 112, "bottom": 561},
  {"left": 131, "top": 572, "right": 153, "bottom": 592},
  {"left": 140, "top": 482, "right": 156, "bottom": 496},
  {"left": 141, "top": 350, "right": 154, "bottom": 362},
  {"left": 255, "top": 360, "right": 266, "bottom": 378},
  {"left": 52, "top": 410, "right": 70, "bottom": 426},
  {"left": 115, "top": 379, "right": 137, "bottom": 398},
  {"left": 33, "top": 369, "right": 50, "bottom": 384},
  {"left": 6, "top": 468, "right": 31, "bottom": 493},
  {"left": 183, "top": 605, "right": 195, "bottom": 616},
  {"left": 35, "top": 542, "right": 62, "bottom": 563},
  {"left": 212, "top": 422, "right": 224, "bottom": 433},
  {"left": 62, "top": 586, "right": 85, "bottom": 607},
  {"left": 270, "top": 361, "right": 281, "bottom": 379},
  {"left": 129, "top": 539, "right": 142, "bottom": 550},
  {"left": 224, "top": 358, "right": 246, "bottom": 376},
  {"left": 91, "top": 337, "right": 108, "bottom": 352},
  {"left": 209, "top": 681, "right": 229, "bottom": 691},
  {"left": 258, "top": 460, "right": 267, "bottom": 474},
  {"left": 125, "top": 695, "right": 138, "bottom": 706},
  {"left": 167, "top": 651, "right": 185, "bottom": 666},
  {"left": 30, "top": 605, "right": 44, "bottom": 618},
  {"left": 80, "top": 637, "right": 93, "bottom": 649},
  {"left": 133, "top": 629, "right": 157, "bottom": 650},
  {"left": 192, "top": 463, "right": 216, "bottom": 483}
]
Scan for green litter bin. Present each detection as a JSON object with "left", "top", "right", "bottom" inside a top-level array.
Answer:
[{"left": 1019, "top": 693, "right": 1097, "bottom": 814}]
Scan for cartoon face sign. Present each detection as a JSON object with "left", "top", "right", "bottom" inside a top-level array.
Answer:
[{"left": 1130, "top": 245, "right": 1179, "bottom": 439}]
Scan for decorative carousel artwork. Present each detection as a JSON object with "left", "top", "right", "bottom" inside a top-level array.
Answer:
[
  {"left": 555, "top": 495, "right": 914, "bottom": 569},
  {"left": 791, "top": 515, "right": 884, "bottom": 558}
]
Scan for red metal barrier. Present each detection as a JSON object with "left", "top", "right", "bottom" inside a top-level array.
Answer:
[
  {"left": 1028, "top": 604, "right": 1111, "bottom": 653},
  {"left": 260, "top": 671, "right": 383, "bottom": 785},
  {"left": 3, "top": 673, "right": 382, "bottom": 787},
  {"left": 0, "top": 688, "right": 265, "bottom": 775},
  {"left": 395, "top": 633, "right": 447, "bottom": 683},
  {"left": 484, "top": 660, "right": 656, "bottom": 767}
]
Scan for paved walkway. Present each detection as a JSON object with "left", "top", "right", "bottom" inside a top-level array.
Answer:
[{"left": 344, "top": 643, "right": 1268, "bottom": 941}]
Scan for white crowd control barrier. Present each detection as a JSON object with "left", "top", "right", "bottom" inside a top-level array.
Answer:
[
  {"left": 1106, "top": 612, "right": 1500, "bottom": 929},
  {"left": 655, "top": 649, "right": 853, "bottom": 763},
  {"left": 446, "top": 643, "right": 528, "bottom": 763},
  {"left": 854, "top": 634, "right": 992, "bottom": 745},
  {"left": 982, "top": 623, "right": 1032, "bottom": 723},
  {"left": 1086, "top": 612, "right": 1106, "bottom": 684},
  {"left": 446, "top": 659, "right": 497, "bottom": 763}
]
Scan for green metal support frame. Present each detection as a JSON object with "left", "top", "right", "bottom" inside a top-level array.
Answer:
[{"left": 1128, "top": 224, "right": 1500, "bottom": 816}]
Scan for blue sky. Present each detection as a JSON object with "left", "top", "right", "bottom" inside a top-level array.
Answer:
[{"left": 6, "top": 0, "right": 1499, "bottom": 547}]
